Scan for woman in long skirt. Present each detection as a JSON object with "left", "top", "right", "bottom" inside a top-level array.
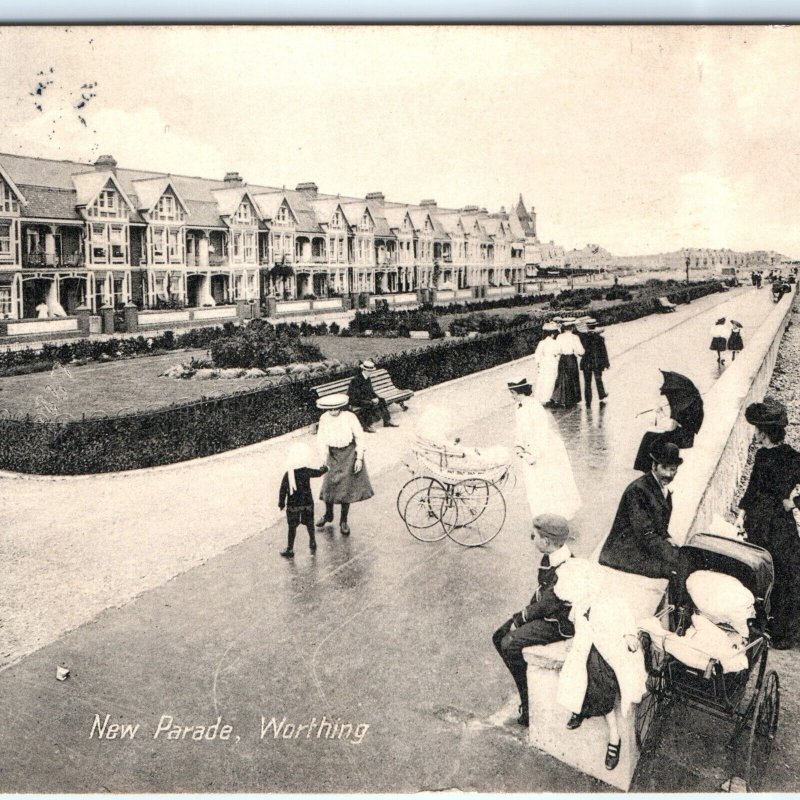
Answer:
[
  {"left": 532, "top": 322, "right": 561, "bottom": 405},
  {"left": 555, "top": 559, "right": 647, "bottom": 771},
  {"left": 727, "top": 320, "right": 744, "bottom": 361},
  {"left": 709, "top": 317, "right": 729, "bottom": 366},
  {"left": 508, "top": 377, "right": 582, "bottom": 521},
  {"left": 551, "top": 319, "right": 584, "bottom": 408},
  {"left": 736, "top": 400, "right": 800, "bottom": 648},
  {"left": 315, "top": 393, "right": 374, "bottom": 535}
]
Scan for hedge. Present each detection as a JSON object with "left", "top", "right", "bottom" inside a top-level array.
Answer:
[{"left": 0, "top": 280, "right": 727, "bottom": 475}]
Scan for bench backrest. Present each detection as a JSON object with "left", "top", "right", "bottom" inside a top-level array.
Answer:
[{"left": 313, "top": 367, "right": 404, "bottom": 399}]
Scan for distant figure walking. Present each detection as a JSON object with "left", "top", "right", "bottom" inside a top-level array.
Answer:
[
  {"left": 727, "top": 320, "right": 744, "bottom": 362},
  {"left": 532, "top": 322, "right": 561, "bottom": 405},
  {"left": 709, "top": 317, "right": 730, "bottom": 366},
  {"left": 551, "top": 319, "right": 584, "bottom": 408},
  {"left": 576, "top": 317, "right": 610, "bottom": 405}
]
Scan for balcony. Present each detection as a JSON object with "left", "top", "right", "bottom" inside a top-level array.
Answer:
[
  {"left": 208, "top": 254, "right": 227, "bottom": 267},
  {"left": 23, "top": 252, "right": 85, "bottom": 268}
]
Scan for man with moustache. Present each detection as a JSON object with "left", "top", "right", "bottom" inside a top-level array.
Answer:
[{"left": 599, "top": 440, "right": 688, "bottom": 600}]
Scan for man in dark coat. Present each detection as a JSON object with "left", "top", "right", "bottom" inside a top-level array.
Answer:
[
  {"left": 493, "top": 514, "right": 576, "bottom": 727},
  {"left": 576, "top": 317, "right": 610, "bottom": 405},
  {"left": 599, "top": 440, "right": 689, "bottom": 602},
  {"left": 347, "top": 359, "right": 399, "bottom": 433}
]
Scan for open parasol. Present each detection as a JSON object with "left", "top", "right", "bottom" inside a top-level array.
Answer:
[{"left": 633, "top": 370, "right": 704, "bottom": 472}]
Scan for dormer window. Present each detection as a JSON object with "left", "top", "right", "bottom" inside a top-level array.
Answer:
[
  {"left": 155, "top": 193, "right": 183, "bottom": 222},
  {"left": 331, "top": 211, "right": 341, "bottom": 228},
  {"left": 234, "top": 200, "right": 254, "bottom": 226},
  {"left": 96, "top": 189, "right": 118, "bottom": 218},
  {"left": 0, "top": 180, "right": 19, "bottom": 214},
  {"left": 276, "top": 204, "right": 289, "bottom": 224},
  {"left": 360, "top": 211, "right": 371, "bottom": 231}
]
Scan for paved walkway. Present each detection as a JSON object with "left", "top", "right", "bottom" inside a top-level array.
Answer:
[{"left": 0, "top": 285, "right": 789, "bottom": 792}]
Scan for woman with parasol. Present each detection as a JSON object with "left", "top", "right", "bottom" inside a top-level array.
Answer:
[
  {"left": 727, "top": 320, "right": 744, "bottom": 361},
  {"left": 633, "top": 370, "right": 704, "bottom": 472},
  {"left": 709, "top": 317, "right": 730, "bottom": 366}
]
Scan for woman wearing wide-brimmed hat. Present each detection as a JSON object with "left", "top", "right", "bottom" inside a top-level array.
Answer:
[
  {"left": 550, "top": 319, "right": 584, "bottom": 408},
  {"left": 531, "top": 322, "right": 561, "bottom": 405},
  {"left": 727, "top": 320, "right": 744, "bottom": 361},
  {"left": 736, "top": 398, "right": 800, "bottom": 648},
  {"left": 315, "top": 393, "right": 374, "bottom": 535}
]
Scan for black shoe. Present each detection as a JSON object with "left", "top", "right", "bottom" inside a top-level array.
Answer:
[
  {"left": 566, "top": 713, "right": 583, "bottom": 730},
  {"left": 363, "top": 426, "right": 376, "bottom": 434},
  {"left": 280, "top": 549, "right": 294, "bottom": 559},
  {"left": 315, "top": 517, "right": 331, "bottom": 529},
  {"left": 605, "top": 739, "right": 621, "bottom": 771},
  {"left": 517, "top": 704, "right": 529, "bottom": 727},
  {"left": 309, "top": 540, "right": 317, "bottom": 552},
  {"left": 340, "top": 522, "right": 350, "bottom": 536},
  {"left": 384, "top": 421, "right": 399, "bottom": 428}
]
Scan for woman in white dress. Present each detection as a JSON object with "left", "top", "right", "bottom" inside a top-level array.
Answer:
[
  {"left": 508, "top": 377, "right": 582, "bottom": 521},
  {"left": 532, "top": 322, "right": 561, "bottom": 405},
  {"left": 551, "top": 319, "right": 585, "bottom": 407},
  {"left": 315, "top": 393, "right": 374, "bottom": 535},
  {"left": 554, "top": 558, "right": 647, "bottom": 771}
]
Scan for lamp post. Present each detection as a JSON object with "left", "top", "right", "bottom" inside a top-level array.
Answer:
[{"left": 684, "top": 250, "right": 690, "bottom": 286}]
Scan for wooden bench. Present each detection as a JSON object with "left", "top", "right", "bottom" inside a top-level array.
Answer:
[
  {"left": 313, "top": 368, "right": 413, "bottom": 411},
  {"left": 655, "top": 296, "right": 677, "bottom": 312}
]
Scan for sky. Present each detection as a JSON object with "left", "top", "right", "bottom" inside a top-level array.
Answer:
[{"left": 0, "top": 25, "right": 799, "bottom": 257}]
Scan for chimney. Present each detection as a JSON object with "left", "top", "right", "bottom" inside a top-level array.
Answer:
[
  {"left": 461, "top": 205, "right": 479, "bottom": 213},
  {"left": 366, "top": 191, "right": 385, "bottom": 203},
  {"left": 419, "top": 199, "right": 437, "bottom": 208},
  {"left": 224, "top": 171, "right": 244, "bottom": 185},
  {"left": 296, "top": 182, "right": 319, "bottom": 197},
  {"left": 94, "top": 155, "right": 117, "bottom": 174}
]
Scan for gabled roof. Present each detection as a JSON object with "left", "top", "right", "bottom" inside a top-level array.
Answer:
[
  {"left": 433, "top": 212, "right": 467, "bottom": 238},
  {"left": 383, "top": 206, "right": 414, "bottom": 232},
  {"left": 210, "top": 187, "right": 263, "bottom": 221},
  {"left": 310, "top": 198, "right": 349, "bottom": 228},
  {"left": 72, "top": 170, "right": 135, "bottom": 213},
  {"left": 0, "top": 162, "right": 26, "bottom": 204},
  {"left": 252, "top": 191, "right": 299, "bottom": 226},
  {"left": 339, "top": 201, "right": 375, "bottom": 230},
  {"left": 131, "top": 176, "right": 189, "bottom": 215}
]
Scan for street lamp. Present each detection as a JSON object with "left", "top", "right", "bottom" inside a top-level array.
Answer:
[{"left": 684, "top": 250, "right": 690, "bottom": 286}]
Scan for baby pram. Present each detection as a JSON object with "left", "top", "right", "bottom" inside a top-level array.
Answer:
[
  {"left": 634, "top": 534, "right": 778, "bottom": 791},
  {"left": 397, "top": 434, "right": 512, "bottom": 547}
]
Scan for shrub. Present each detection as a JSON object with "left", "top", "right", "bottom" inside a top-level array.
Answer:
[{"left": 210, "top": 319, "right": 323, "bottom": 369}]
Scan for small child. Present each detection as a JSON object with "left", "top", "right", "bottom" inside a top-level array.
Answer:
[
  {"left": 278, "top": 442, "right": 328, "bottom": 558},
  {"left": 727, "top": 319, "right": 744, "bottom": 361},
  {"left": 709, "top": 317, "right": 730, "bottom": 366}
]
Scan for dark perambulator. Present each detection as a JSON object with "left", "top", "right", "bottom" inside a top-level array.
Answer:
[{"left": 634, "top": 534, "right": 779, "bottom": 791}]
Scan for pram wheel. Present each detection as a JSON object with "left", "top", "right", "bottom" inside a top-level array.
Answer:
[
  {"left": 399, "top": 477, "right": 449, "bottom": 542},
  {"left": 635, "top": 634, "right": 670, "bottom": 754},
  {"left": 443, "top": 478, "right": 506, "bottom": 547},
  {"left": 741, "top": 670, "right": 779, "bottom": 790}
]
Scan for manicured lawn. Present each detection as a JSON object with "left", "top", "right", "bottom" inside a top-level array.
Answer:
[{"left": 0, "top": 336, "right": 443, "bottom": 420}]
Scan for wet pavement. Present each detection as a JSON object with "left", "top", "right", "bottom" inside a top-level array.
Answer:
[{"left": 0, "top": 285, "right": 789, "bottom": 792}]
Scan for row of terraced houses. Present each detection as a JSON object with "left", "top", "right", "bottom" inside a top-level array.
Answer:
[{"left": 0, "top": 152, "right": 570, "bottom": 322}]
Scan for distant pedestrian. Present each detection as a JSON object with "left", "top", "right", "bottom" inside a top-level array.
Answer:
[
  {"left": 709, "top": 317, "right": 729, "bottom": 366},
  {"left": 532, "top": 322, "right": 561, "bottom": 405},
  {"left": 576, "top": 317, "right": 610, "bottom": 405},
  {"left": 278, "top": 442, "right": 328, "bottom": 558},
  {"left": 727, "top": 320, "right": 744, "bottom": 361},
  {"left": 551, "top": 319, "right": 584, "bottom": 408},
  {"left": 316, "top": 393, "right": 374, "bottom": 536}
]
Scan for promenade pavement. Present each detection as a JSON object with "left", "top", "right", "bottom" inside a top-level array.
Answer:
[{"left": 0, "top": 285, "right": 789, "bottom": 792}]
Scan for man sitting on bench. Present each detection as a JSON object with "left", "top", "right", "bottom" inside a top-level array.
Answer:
[{"left": 347, "top": 359, "right": 399, "bottom": 433}]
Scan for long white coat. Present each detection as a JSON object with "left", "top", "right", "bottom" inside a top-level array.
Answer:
[
  {"left": 557, "top": 594, "right": 648, "bottom": 718},
  {"left": 532, "top": 335, "right": 560, "bottom": 404},
  {"left": 514, "top": 396, "right": 582, "bottom": 520}
]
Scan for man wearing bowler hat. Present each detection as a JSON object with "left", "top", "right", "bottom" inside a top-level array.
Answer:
[
  {"left": 493, "top": 513, "right": 576, "bottom": 727},
  {"left": 599, "top": 439, "right": 688, "bottom": 592}
]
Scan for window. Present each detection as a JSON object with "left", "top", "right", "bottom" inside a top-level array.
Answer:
[
  {"left": 234, "top": 201, "right": 253, "bottom": 226},
  {"left": 276, "top": 204, "right": 288, "bottom": 224},
  {"left": 232, "top": 232, "right": 242, "bottom": 260},
  {"left": 0, "top": 180, "right": 19, "bottom": 214},
  {"left": 244, "top": 232, "right": 254, "bottom": 261},
  {"left": 360, "top": 212, "right": 370, "bottom": 231},
  {"left": 331, "top": 211, "right": 341, "bottom": 228},
  {"left": 0, "top": 286, "right": 11, "bottom": 317},
  {"left": 152, "top": 226, "right": 166, "bottom": 262},
  {"left": 0, "top": 223, "right": 11, "bottom": 259},
  {"left": 168, "top": 228, "right": 180, "bottom": 262},
  {"left": 96, "top": 189, "right": 118, "bottom": 218},
  {"left": 155, "top": 193, "right": 182, "bottom": 222},
  {"left": 110, "top": 225, "right": 126, "bottom": 261},
  {"left": 338, "top": 238, "right": 344, "bottom": 261},
  {"left": 91, "top": 223, "right": 109, "bottom": 263}
]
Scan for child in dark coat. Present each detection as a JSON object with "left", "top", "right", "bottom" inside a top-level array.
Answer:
[{"left": 278, "top": 442, "right": 328, "bottom": 558}]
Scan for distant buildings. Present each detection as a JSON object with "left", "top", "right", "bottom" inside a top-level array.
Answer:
[{"left": 0, "top": 152, "right": 554, "bottom": 320}]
